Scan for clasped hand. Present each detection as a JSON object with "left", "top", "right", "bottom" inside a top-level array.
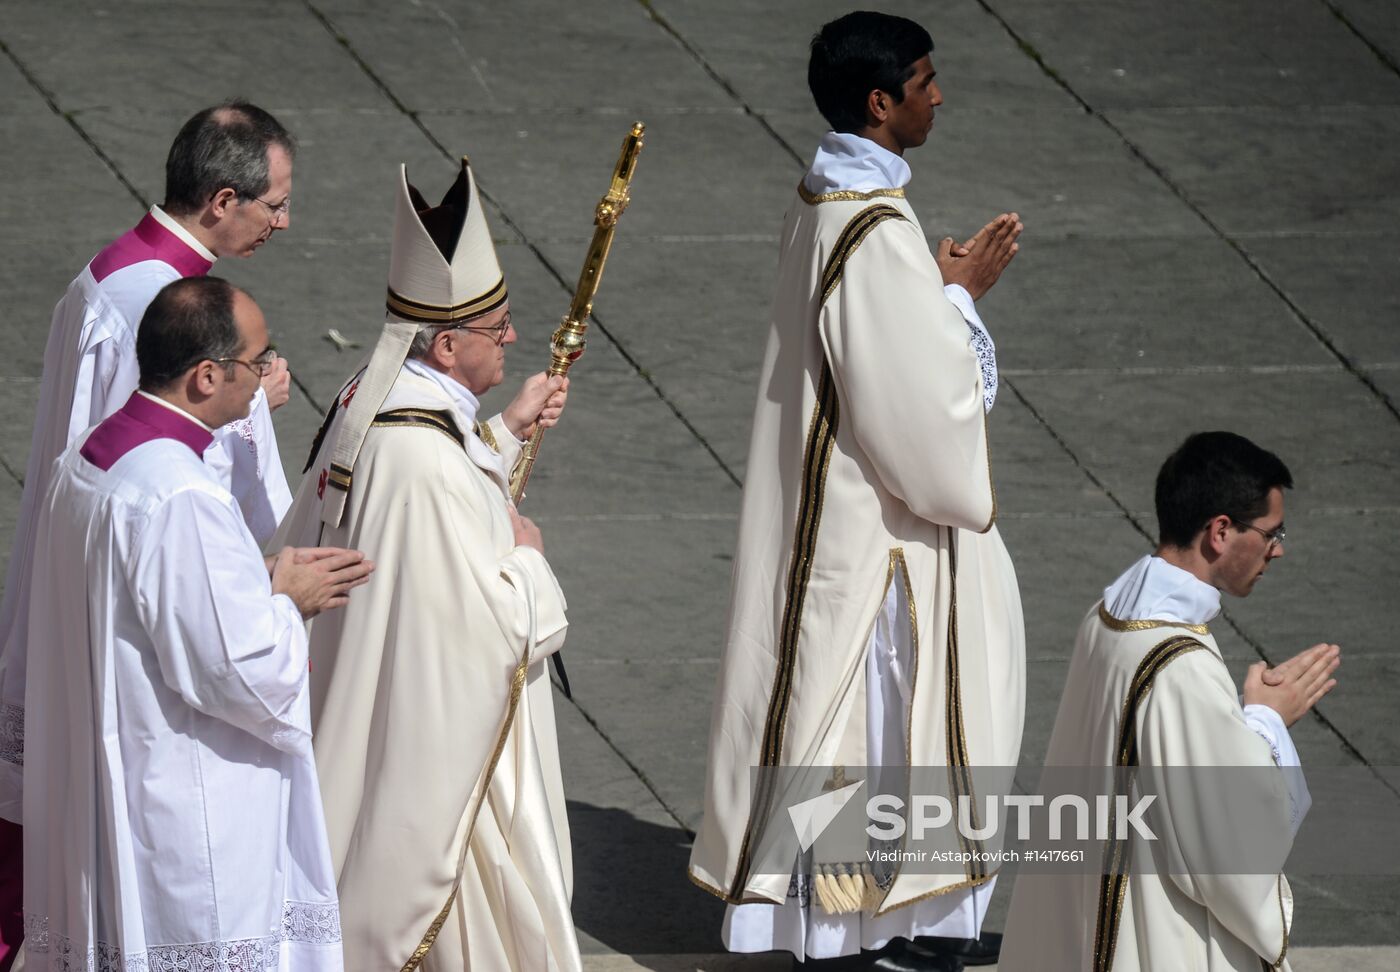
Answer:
[{"left": 936, "top": 212, "right": 1023, "bottom": 301}]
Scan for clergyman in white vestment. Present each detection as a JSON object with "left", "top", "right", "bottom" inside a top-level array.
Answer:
[
  {"left": 274, "top": 157, "right": 576, "bottom": 971},
  {"left": 688, "top": 13, "right": 1027, "bottom": 967},
  {"left": 0, "top": 103, "right": 300, "bottom": 876},
  {"left": 21, "top": 277, "right": 373, "bottom": 972},
  {"left": 1001, "top": 432, "right": 1340, "bottom": 972}
]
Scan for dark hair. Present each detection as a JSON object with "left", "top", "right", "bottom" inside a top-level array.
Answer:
[
  {"left": 808, "top": 11, "right": 933, "bottom": 132},
  {"left": 163, "top": 100, "right": 296, "bottom": 215},
  {"left": 137, "top": 277, "right": 245, "bottom": 391},
  {"left": 1154, "top": 432, "right": 1294, "bottom": 548}
]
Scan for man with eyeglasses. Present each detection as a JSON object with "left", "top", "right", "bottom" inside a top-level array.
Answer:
[
  {"left": 999, "top": 431, "right": 1341, "bottom": 971},
  {"left": 0, "top": 100, "right": 299, "bottom": 969},
  {"left": 20, "top": 276, "right": 373, "bottom": 972},
  {"left": 274, "top": 158, "right": 575, "bottom": 971}
]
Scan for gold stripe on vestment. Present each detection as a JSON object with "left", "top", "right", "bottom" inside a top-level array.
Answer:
[
  {"left": 729, "top": 363, "right": 839, "bottom": 899},
  {"left": 1092, "top": 634, "right": 1207, "bottom": 972},
  {"left": 820, "top": 204, "right": 906, "bottom": 304},
  {"left": 371, "top": 408, "right": 466, "bottom": 449},
  {"left": 1098, "top": 603, "right": 1210, "bottom": 636},
  {"left": 942, "top": 532, "right": 985, "bottom": 878},
  {"left": 798, "top": 182, "right": 907, "bottom": 205},
  {"left": 726, "top": 201, "right": 909, "bottom": 901},
  {"left": 401, "top": 655, "right": 531, "bottom": 971},
  {"left": 327, "top": 463, "right": 353, "bottom": 492},
  {"left": 474, "top": 420, "right": 499, "bottom": 454}
]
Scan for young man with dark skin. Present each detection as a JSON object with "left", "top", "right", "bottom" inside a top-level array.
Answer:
[{"left": 690, "top": 11, "right": 1027, "bottom": 971}]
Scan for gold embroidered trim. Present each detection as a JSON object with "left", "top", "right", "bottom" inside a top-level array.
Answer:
[
  {"left": 371, "top": 408, "right": 466, "bottom": 449},
  {"left": 819, "top": 204, "right": 907, "bottom": 304},
  {"left": 979, "top": 409, "right": 997, "bottom": 533},
  {"left": 875, "top": 871, "right": 998, "bottom": 915},
  {"left": 327, "top": 463, "right": 352, "bottom": 492},
  {"left": 400, "top": 653, "right": 531, "bottom": 970},
  {"left": 1269, "top": 874, "right": 1289, "bottom": 969},
  {"left": 1092, "top": 635, "right": 1208, "bottom": 972},
  {"left": 386, "top": 277, "right": 508, "bottom": 324},
  {"left": 474, "top": 420, "right": 500, "bottom": 454},
  {"left": 1098, "top": 603, "right": 1210, "bottom": 636},
  {"left": 798, "top": 182, "right": 907, "bottom": 205},
  {"left": 729, "top": 362, "right": 841, "bottom": 899},
  {"left": 943, "top": 532, "right": 985, "bottom": 879}
]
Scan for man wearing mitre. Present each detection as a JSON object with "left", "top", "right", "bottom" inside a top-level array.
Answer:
[
  {"left": 274, "top": 157, "right": 576, "bottom": 971},
  {"left": 689, "top": 10, "right": 1026, "bottom": 971}
]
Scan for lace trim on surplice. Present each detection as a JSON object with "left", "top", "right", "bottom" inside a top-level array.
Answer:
[
  {"left": 1, "top": 702, "right": 22, "bottom": 766},
  {"left": 24, "top": 899, "right": 341, "bottom": 971}
]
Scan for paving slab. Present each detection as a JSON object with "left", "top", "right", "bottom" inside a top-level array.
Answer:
[
  {"left": 1011, "top": 370, "right": 1400, "bottom": 514},
  {"left": 1331, "top": 0, "right": 1400, "bottom": 69},
  {"left": 1107, "top": 106, "right": 1400, "bottom": 238},
  {"left": 1240, "top": 233, "right": 1400, "bottom": 369},
  {"left": 424, "top": 109, "right": 800, "bottom": 242},
  {"left": 989, "top": 236, "right": 1341, "bottom": 373},
  {"left": 0, "top": 1, "right": 385, "bottom": 113},
  {"left": 990, "top": 0, "right": 1400, "bottom": 109},
  {"left": 0, "top": 112, "right": 137, "bottom": 250},
  {"left": 321, "top": 0, "right": 730, "bottom": 113}
]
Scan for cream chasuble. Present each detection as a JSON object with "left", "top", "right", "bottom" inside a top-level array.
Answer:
[
  {"left": 275, "top": 365, "right": 579, "bottom": 972},
  {"left": 22, "top": 392, "right": 340, "bottom": 971},
  {"left": 689, "top": 131, "right": 1025, "bottom": 940},
  {"left": 999, "top": 555, "right": 1299, "bottom": 971},
  {"left": 0, "top": 207, "right": 291, "bottom": 824}
]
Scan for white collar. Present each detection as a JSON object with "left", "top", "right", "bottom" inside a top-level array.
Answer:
[
  {"left": 136, "top": 390, "right": 216, "bottom": 433},
  {"left": 402, "top": 358, "right": 482, "bottom": 425},
  {"left": 1103, "top": 554, "right": 1222, "bottom": 626},
  {"left": 803, "top": 131, "right": 912, "bottom": 194},
  {"left": 149, "top": 206, "right": 217, "bottom": 263}
]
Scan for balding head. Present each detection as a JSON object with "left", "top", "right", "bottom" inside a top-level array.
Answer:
[
  {"left": 137, "top": 277, "right": 245, "bottom": 391},
  {"left": 163, "top": 100, "right": 296, "bottom": 216}
]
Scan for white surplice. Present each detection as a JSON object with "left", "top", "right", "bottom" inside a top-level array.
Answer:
[
  {"left": 0, "top": 207, "right": 291, "bottom": 823},
  {"left": 701, "top": 131, "right": 1023, "bottom": 959},
  {"left": 20, "top": 391, "right": 340, "bottom": 971},
  {"left": 999, "top": 554, "right": 1302, "bottom": 971}
]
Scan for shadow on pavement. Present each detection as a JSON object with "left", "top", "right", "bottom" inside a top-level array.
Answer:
[{"left": 569, "top": 800, "right": 727, "bottom": 958}]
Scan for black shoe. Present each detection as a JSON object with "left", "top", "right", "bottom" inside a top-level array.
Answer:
[
  {"left": 866, "top": 938, "right": 963, "bottom": 971},
  {"left": 909, "top": 931, "right": 1001, "bottom": 966},
  {"left": 789, "top": 940, "right": 961, "bottom": 971}
]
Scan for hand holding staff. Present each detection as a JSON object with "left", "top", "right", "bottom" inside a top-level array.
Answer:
[{"left": 510, "top": 122, "right": 645, "bottom": 503}]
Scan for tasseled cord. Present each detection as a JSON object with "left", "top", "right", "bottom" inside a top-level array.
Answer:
[{"left": 814, "top": 863, "right": 885, "bottom": 914}]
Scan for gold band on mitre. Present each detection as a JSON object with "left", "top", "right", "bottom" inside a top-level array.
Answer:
[{"left": 385, "top": 276, "right": 507, "bottom": 324}]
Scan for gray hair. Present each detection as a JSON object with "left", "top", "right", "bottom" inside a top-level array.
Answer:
[
  {"left": 406, "top": 324, "right": 453, "bottom": 360},
  {"left": 163, "top": 100, "right": 296, "bottom": 215}
]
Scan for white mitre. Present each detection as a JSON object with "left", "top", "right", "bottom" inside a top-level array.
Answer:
[{"left": 321, "top": 156, "right": 505, "bottom": 526}]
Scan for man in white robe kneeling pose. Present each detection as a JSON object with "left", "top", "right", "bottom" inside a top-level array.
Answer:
[
  {"left": 22, "top": 276, "right": 374, "bottom": 971},
  {"left": 689, "top": 11, "right": 1026, "bottom": 971},
  {"left": 1000, "top": 431, "right": 1340, "bottom": 971},
  {"left": 275, "top": 156, "right": 575, "bottom": 971}
]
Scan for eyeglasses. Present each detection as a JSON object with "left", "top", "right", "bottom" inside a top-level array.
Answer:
[
  {"left": 449, "top": 311, "right": 511, "bottom": 346},
  {"left": 249, "top": 194, "right": 291, "bottom": 223},
  {"left": 1233, "top": 519, "right": 1286, "bottom": 550},
  {"left": 215, "top": 347, "right": 278, "bottom": 378}
]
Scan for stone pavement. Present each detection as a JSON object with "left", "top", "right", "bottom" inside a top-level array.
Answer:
[{"left": 2, "top": 0, "right": 1397, "bottom": 967}]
